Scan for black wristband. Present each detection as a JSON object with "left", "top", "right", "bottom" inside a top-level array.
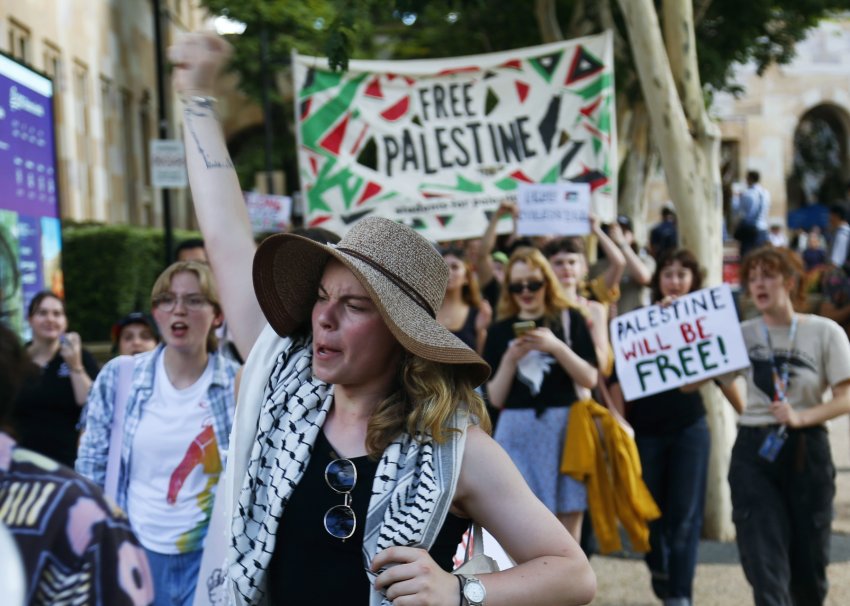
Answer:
[{"left": 456, "top": 574, "right": 464, "bottom": 606}]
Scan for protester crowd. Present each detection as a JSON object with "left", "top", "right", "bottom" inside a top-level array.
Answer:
[{"left": 2, "top": 30, "right": 850, "bottom": 606}]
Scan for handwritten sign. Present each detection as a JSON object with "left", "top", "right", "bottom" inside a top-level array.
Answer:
[
  {"left": 244, "top": 192, "right": 293, "bottom": 234},
  {"left": 516, "top": 182, "right": 590, "bottom": 237},
  {"left": 611, "top": 284, "right": 748, "bottom": 401}
]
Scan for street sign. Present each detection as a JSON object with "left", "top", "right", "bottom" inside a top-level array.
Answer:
[{"left": 150, "top": 139, "right": 187, "bottom": 188}]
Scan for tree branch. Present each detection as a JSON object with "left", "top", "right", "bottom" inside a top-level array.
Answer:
[
  {"left": 662, "top": 0, "right": 719, "bottom": 141},
  {"left": 535, "top": 0, "right": 564, "bottom": 43}
]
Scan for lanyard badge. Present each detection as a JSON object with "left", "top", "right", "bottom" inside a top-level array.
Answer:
[{"left": 757, "top": 316, "right": 797, "bottom": 462}]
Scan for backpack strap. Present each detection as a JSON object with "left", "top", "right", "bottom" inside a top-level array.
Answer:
[{"left": 103, "top": 355, "right": 135, "bottom": 501}]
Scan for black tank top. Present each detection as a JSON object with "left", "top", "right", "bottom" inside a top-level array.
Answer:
[
  {"left": 268, "top": 431, "right": 468, "bottom": 604},
  {"left": 451, "top": 307, "right": 479, "bottom": 350}
]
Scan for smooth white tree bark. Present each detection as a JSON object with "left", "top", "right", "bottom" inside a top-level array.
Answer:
[{"left": 617, "top": 0, "right": 736, "bottom": 540}]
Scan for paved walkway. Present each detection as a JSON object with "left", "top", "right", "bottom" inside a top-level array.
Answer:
[{"left": 589, "top": 414, "right": 850, "bottom": 605}]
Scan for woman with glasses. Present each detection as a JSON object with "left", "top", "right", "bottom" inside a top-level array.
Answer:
[
  {"left": 483, "top": 247, "right": 598, "bottom": 540},
  {"left": 12, "top": 291, "right": 99, "bottom": 468},
  {"left": 77, "top": 261, "right": 238, "bottom": 606},
  {"left": 168, "top": 32, "right": 596, "bottom": 606},
  {"left": 437, "top": 246, "right": 492, "bottom": 355}
]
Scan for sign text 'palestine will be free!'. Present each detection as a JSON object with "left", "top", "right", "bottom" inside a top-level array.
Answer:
[
  {"left": 294, "top": 31, "right": 616, "bottom": 241},
  {"left": 611, "top": 285, "right": 749, "bottom": 401}
]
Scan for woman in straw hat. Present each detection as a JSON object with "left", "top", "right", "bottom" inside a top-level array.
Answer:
[{"left": 170, "top": 32, "right": 595, "bottom": 606}]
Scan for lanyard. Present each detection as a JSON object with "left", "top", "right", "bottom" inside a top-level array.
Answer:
[{"left": 760, "top": 314, "right": 798, "bottom": 403}]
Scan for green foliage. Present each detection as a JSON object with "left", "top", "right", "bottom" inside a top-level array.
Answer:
[{"left": 61, "top": 224, "right": 199, "bottom": 342}]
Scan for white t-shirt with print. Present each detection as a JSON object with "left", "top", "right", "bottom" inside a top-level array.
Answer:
[
  {"left": 127, "top": 354, "right": 221, "bottom": 554},
  {"left": 735, "top": 314, "right": 850, "bottom": 427}
]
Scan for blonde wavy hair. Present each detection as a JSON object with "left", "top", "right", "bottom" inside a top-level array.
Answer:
[
  {"left": 150, "top": 260, "right": 222, "bottom": 353},
  {"left": 496, "top": 246, "right": 572, "bottom": 322},
  {"left": 366, "top": 354, "right": 491, "bottom": 458}
]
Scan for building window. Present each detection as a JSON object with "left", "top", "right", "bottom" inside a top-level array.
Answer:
[
  {"left": 43, "top": 42, "right": 67, "bottom": 213},
  {"left": 8, "top": 20, "right": 31, "bottom": 64}
]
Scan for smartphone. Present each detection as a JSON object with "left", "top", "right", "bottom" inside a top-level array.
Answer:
[
  {"left": 60, "top": 334, "right": 70, "bottom": 347},
  {"left": 512, "top": 320, "right": 536, "bottom": 338}
]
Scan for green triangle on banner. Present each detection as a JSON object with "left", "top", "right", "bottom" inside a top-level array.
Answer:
[
  {"left": 573, "top": 73, "right": 612, "bottom": 102},
  {"left": 529, "top": 51, "right": 564, "bottom": 83}
]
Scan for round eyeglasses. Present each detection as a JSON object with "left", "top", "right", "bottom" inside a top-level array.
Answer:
[
  {"left": 324, "top": 458, "right": 357, "bottom": 540},
  {"left": 152, "top": 293, "right": 210, "bottom": 312}
]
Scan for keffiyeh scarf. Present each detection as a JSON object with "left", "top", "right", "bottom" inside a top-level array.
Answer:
[{"left": 227, "top": 325, "right": 468, "bottom": 605}]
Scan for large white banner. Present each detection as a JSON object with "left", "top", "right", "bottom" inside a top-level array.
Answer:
[
  {"left": 611, "top": 285, "right": 749, "bottom": 401},
  {"left": 294, "top": 32, "right": 616, "bottom": 241}
]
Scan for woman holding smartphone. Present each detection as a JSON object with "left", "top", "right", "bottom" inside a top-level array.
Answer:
[
  {"left": 12, "top": 291, "right": 98, "bottom": 467},
  {"left": 484, "top": 247, "right": 598, "bottom": 540}
]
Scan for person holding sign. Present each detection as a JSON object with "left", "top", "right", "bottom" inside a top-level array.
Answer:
[
  {"left": 168, "top": 32, "right": 596, "bottom": 606},
  {"left": 608, "top": 248, "right": 710, "bottom": 606},
  {"left": 721, "top": 246, "right": 850, "bottom": 606},
  {"left": 484, "top": 247, "right": 598, "bottom": 540}
]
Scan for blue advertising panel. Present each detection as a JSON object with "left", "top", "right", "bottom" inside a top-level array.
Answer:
[{"left": 0, "top": 53, "right": 61, "bottom": 337}]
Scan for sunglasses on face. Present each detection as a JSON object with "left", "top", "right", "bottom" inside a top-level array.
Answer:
[
  {"left": 508, "top": 280, "right": 545, "bottom": 294},
  {"left": 324, "top": 458, "right": 357, "bottom": 540}
]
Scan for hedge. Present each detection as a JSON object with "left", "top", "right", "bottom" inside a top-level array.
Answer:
[{"left": 62, "top": 223, "right": 199, "bottom": 342}]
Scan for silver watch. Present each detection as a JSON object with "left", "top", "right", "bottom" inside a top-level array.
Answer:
[{"left": 461, "top": 575, "right": 486, "bottom": 606}]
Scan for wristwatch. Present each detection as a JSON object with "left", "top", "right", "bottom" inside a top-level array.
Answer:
[{"left": 461, "top": 575, "right": 487, "bottom": 605}]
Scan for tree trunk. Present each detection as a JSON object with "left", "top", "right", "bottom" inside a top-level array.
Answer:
[{"left": 616, "top": 0, "right": 736, "bottom": 540}]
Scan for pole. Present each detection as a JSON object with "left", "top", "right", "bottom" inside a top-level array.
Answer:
[
  {"left": 152, "top": 0, "right": 174, "bottom": 265},
  {"left": 260, "top": 27, "right": 275, "bottom": 195}
]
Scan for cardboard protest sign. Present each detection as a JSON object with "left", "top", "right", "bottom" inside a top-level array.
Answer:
[
  {"left": 516, "top": 182, "right": 590, "bottom": 236},
  {"left": 244, "top": 192, "right": 292, "bottom": 234},
  {"left": 611, "top": 284, "right": 748, "bottom": 401},
  {"left": 293, "top": 32, "right": 616, "bottom": 241}
]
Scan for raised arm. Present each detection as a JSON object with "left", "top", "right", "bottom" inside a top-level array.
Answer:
[
  {"left": 608, "top": 222, "right": 652, "bottom": 286},
  {"left": 591, "top": 216, "right": 626, "bottom": 293},
  {"left": 170, "top": 33, "right": 266, "bottom": 359},
  {"left": 476, "top": 201, "right": 517, "bottom": 287}
]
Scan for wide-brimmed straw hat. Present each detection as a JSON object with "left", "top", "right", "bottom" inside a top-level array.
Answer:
[{"left": 253, "top": 217, "right": 491, "bottom": 386}]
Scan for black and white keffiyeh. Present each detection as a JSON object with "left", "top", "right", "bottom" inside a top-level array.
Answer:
[{"left": 226, "top": 324, "right": 468, "bottom": 606}]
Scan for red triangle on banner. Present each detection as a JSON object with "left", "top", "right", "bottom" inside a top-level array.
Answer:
[
  {"left": 580, "top": 97, "right": 602, "bottom": 118},
  {"left": 364, "top": 77, "right": 383, "bottom": 99},
  {"left": 509, "top": 170, "right": 534, "bottom": 183},
  {"left": 437, "top": 66, "right": 480, "bottom": 76},
  {"left": 357, "top": 181, "right": 382, "bottom": 205},
  {"left": 319, "top": 114, "right": 351, "bottom": 155},
  {"left": 499, "top": 59, "right": 522, "bottom": 70},
  {"left": 309, "top": 215, "right": 332, "bottom": 227},
  {"left": 380, "top": 96, "right": 410, "bottom": 122},
  {"left": 515, "top": 81, "right": 530, "bottom": 103}
]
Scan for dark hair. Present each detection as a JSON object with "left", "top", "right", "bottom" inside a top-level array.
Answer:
[
  {"left": 650, "top": 248, "right": 704, "bottom": 302},
  {"left": 175, "top": 238, "right": 206, "bottom": 257},
  {"left": 541, "top": 236, "right": 585, "bottom": 259},
  {"left": 27, "top": 290, "right": 64, "bottom": 318},
  {"left": 0, "top": 323, "right": 37, "bottom": 425},
  {"left": 438, "top": 245, "right": 466, "bottom": 260},
  {"left": 661, "top": 207, "right": 676, "bottom": 219},
  {"left": 111, "top": 311, "right": 159, "bottom": 353},
  {"left": 739, "top": 246, "right": 805, "bottom": 310},
  {"left": 746, "top": 170, "right": 760, "bottom": 183},
  {"left": 616, "top": 215, "right": 633, "bottom": 231},
  {"left": 830, "top": 204, "right": 847, "bottom": 222},
  {"left": 288, "top": 227, "right": 341, "bottom": 245}
]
